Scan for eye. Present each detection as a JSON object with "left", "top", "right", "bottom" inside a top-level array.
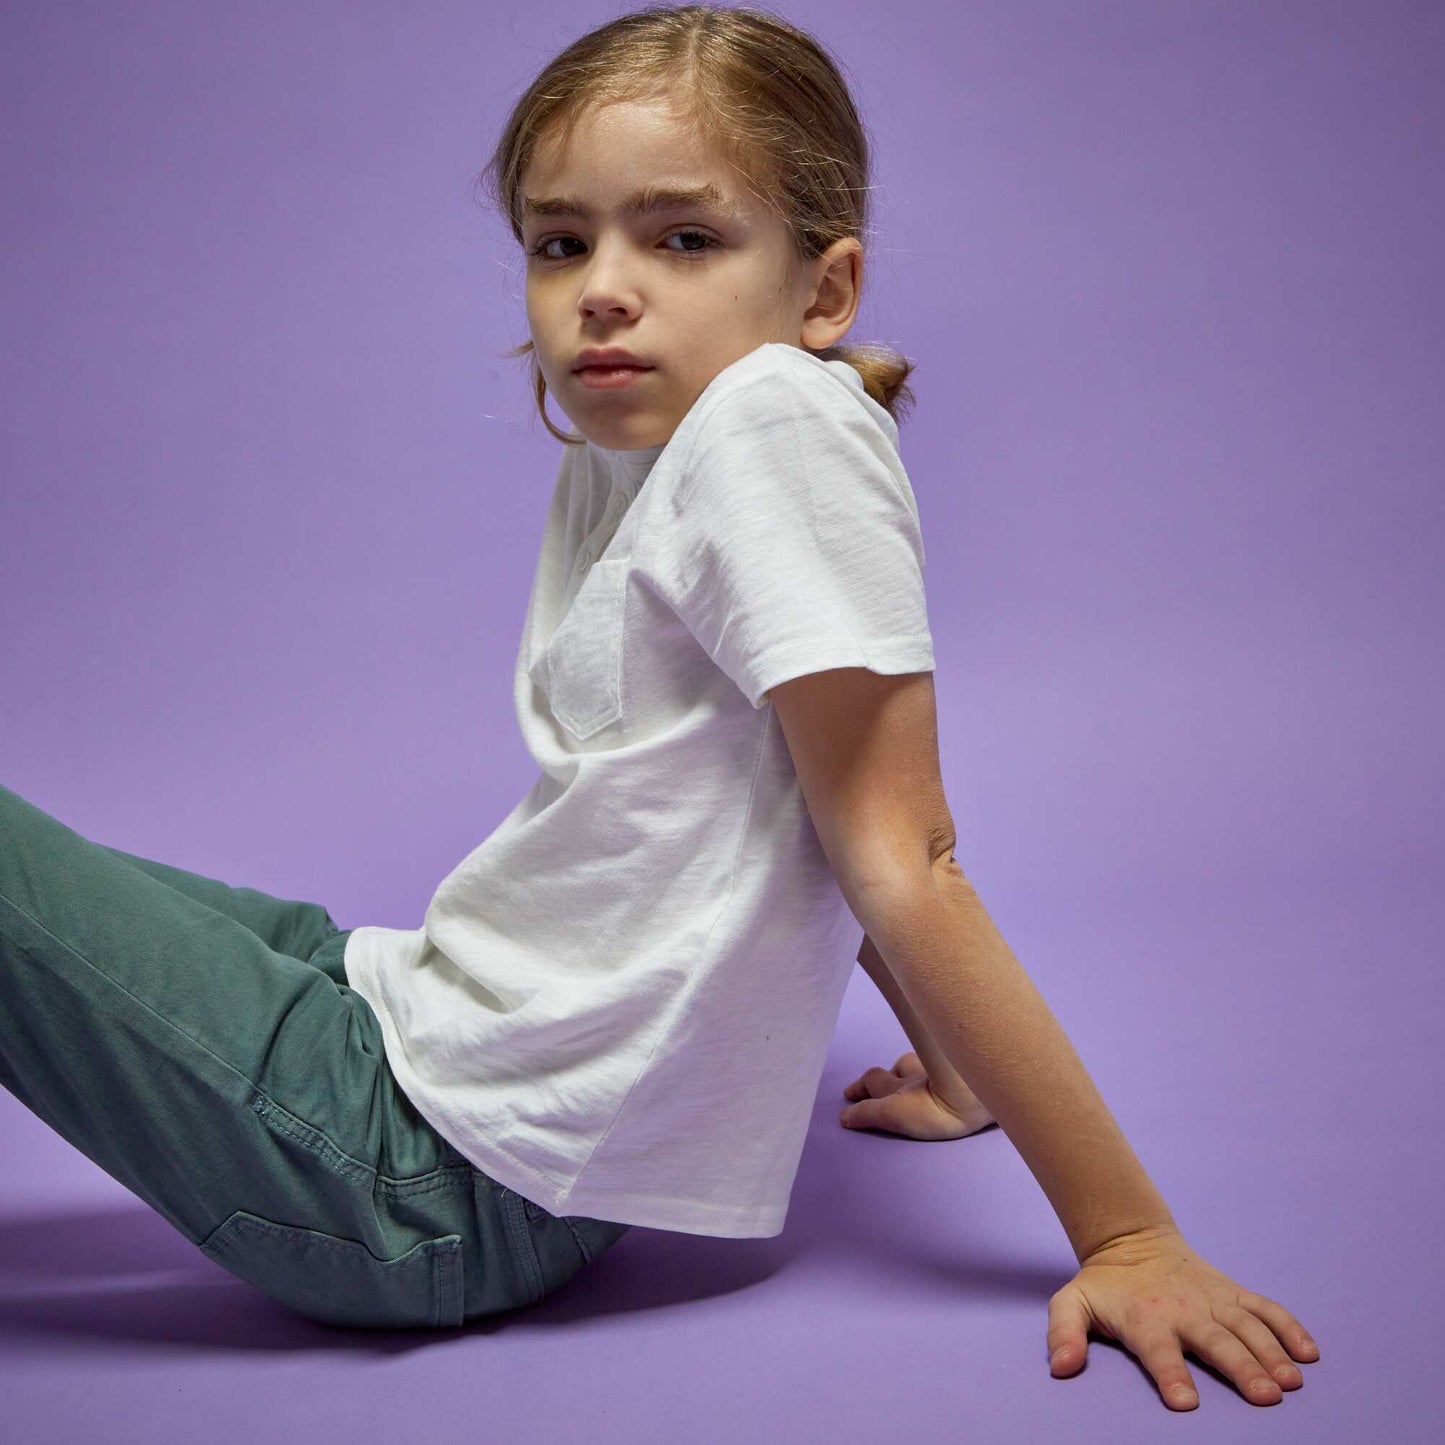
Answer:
[
  {"left": 527, "top": 236, "right": 581, "bottom": 261},
  {"left": 661, "top": 227, "right": 720, "bottom": 255},
  {"left": 526, "top": 228, "right": 721, "bottom": 262}
]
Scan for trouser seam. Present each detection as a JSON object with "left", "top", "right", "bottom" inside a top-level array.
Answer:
[
  {"left": 0, "top": 884, "right": 264, "bottom": 1105},
  {"left": 561, "top": 1217, "right": 596, "bottom": 1264}
]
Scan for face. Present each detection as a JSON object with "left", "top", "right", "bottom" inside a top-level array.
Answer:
[{"left": 519, "top": 93, "right": 859, "bottom": 450}]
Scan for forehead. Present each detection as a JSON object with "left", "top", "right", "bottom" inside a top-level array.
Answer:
[{"left": 520, "top": 97, "right": 760, "bottom": 222}]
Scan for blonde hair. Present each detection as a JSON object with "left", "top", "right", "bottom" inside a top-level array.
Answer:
[{"left": 473, "top": 2, "right": 917, "bottom": 446}]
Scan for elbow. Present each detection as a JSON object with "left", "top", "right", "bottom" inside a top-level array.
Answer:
[
  {"left": 835, "top": 840, "right": 974, "bottom": 945},
  {"left": 925, "top": 818, "right": 966, "bottom": 879},
  {"left": 924, "top": 817, "right": 982, "bottom": 904}
]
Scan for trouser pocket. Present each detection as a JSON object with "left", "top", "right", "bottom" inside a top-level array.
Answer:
[{"left": 199, "top": 1208, "right": 465, "bottom": 1330}]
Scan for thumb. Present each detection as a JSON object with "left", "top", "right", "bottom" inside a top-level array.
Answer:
[{"left": 1046, "top": 1287, "right": 1090, "bottom": 1377}]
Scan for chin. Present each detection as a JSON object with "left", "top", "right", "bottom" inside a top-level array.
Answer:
[{"left": 577, "top": 418, "right": 663, "bottom": 450}]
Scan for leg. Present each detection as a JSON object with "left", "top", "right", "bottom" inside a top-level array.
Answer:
[
  {"left": 0, "top": 780, "right": 538, "bottom": 1327},
  {"left": 96, "top": 842, "right": 343, "bottom": 974}
]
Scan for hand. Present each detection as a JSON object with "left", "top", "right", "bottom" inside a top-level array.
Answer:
[
  {"left": 840, "top": 1051, "right": 996, "bottom": 1140},
  {"left": 1046, "top": 1225, "right": 1321, "bottom": 1410}
]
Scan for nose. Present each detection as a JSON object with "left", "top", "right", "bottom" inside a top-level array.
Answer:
[{"left": 576, "top": 236, "right": 640, "bottom": 321}]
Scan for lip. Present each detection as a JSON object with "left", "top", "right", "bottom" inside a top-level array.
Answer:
[
  {"left": 577, "top": 365, "right": 652, "bottom": 390},
  {"left": 573, "top": 347, "right": 652, "bottom": 371}
]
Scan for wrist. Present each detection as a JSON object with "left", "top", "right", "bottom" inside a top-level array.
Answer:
[{"left": 1078, "top": 1220, "right": 1185, "bottom": 1267}]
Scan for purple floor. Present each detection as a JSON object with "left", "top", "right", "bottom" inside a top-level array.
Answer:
[{"left": 1, "top": 860, "right": 1430, "bottom": 1440}]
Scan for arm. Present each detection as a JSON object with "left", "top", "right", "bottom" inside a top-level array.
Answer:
[
  {"left": 777, "top": 668, "right": 1173, "bottom": 1258},
  {"left": 854, "top": 929, "right": 994, "bottom": 1129},
  {"left": 857, "top": 854, "right": 1177, "bottom": 1261},
  {"left": 770, "top": 665, "right": 1319, "bottom": 1410}
]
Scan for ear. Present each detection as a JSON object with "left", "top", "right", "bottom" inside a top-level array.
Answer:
[{"left": 800, "top": 237, "right": 863, "bottom": 350}]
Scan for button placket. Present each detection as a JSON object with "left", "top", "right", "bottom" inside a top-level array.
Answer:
[{"left": 571, "top": 487, "right": 631, "bottom": 586}]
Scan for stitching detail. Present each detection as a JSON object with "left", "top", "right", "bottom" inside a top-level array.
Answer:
[
  {"left": 433, "top": 1236, "right": 463, "bottom": 1327},
  {"left": 0, "top": 882, "right": 267, "bottom": 1100},
  {"left": 249, "top": 1089, "right": 472, "bottom": 1195},
  {"left": 561, "top": 1216, "right": 596, "bottom": 1264},
  {"left": 207, "top": 1211, "right": 395, "bottom": 1259},
  {"left": 248, "top": 1092, "right": 368, "bottom": 1184},
  {"left": 546, "top": 558, "right": 628, "bottom": 738}
]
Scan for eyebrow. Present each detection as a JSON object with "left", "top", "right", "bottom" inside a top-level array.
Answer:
[{"left": 520, "top": 182, "right": 740, "bottom": 224}]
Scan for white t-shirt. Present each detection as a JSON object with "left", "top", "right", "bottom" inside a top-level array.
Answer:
[{"left": 343, "top": 341, "right": 936, "bottom": 1238}]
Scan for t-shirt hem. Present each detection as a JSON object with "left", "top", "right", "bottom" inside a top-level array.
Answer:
[
  {"left": 342, "top": 932, "right": 787, "bottom": 1240},
  {"left": 464, "top": 1132, "right": 788, "bottom": 1238},
  {"left": 745, "top": 634, "right": 936, "bottom": 708}
]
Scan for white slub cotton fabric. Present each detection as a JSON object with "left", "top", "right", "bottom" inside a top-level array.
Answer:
[{"left": 343, "top": 341, "right": 936, "bottom": 1238}]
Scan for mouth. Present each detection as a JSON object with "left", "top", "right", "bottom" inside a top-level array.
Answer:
[
  {"left": 575, "top": 364, "right": 653, "bottom": 390},
  {"left": 573, "top": 347, "right": 653, "bottom": 372}
]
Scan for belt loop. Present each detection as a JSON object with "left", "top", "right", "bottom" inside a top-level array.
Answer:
[{"left": 499, "top": 1187, "right": 546, "bottom": 1307}]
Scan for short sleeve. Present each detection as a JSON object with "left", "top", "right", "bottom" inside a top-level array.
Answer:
[{"left": 661, "top": 359, "right": 936, "bottom": 709}]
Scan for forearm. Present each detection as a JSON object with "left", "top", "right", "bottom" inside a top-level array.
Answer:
[
  {"left": 859, "top": 861, "right": 1179, "bottom": 1264},
  {"left": 856, "top": 931, "right": 979, "bottom": 1113}
]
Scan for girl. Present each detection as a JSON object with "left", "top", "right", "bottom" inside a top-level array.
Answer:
[{"left": 0, "top": 3, "right": 1318, "bottom": 1411}]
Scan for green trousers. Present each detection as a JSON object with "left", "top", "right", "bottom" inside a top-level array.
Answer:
[{"left": 0, "top": 781, "right": 629, "bottom": 1329}]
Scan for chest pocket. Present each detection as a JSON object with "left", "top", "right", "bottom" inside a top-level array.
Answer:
[{"left": 529, "top": 557, "right": 628, "bottom": 740}]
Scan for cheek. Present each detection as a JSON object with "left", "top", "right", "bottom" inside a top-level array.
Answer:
[{"left": 524, "top": 288, "right": 561, "bottom": 340}]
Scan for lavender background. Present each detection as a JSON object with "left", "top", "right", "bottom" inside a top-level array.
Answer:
[{"left": 1, "top": 1, "right": 1439, "bottom": 1440}]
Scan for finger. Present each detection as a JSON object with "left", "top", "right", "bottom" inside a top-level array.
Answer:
[
  {"left": 840, "top": 1097, "right": 890, "bottom": 1130},
  {"left": 1127, "top": 1327, "right": 1200, "bottom": 1411},
  {"left": 1182, "top": 1321, "right": 1283, "bottom": 1406},
  {"left": 1044, "top": 1289, "right": 1089, "bottom": 1377},
  {"left": 1216, "top": 1305, "right": 1305, "bottom": 1391},
  {"left": 842, "top": 1067, "right": 891, "bottom": 1101},
  {"left": 1238, "top": 1289, "right": 1320, "bottom": 1362}
]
